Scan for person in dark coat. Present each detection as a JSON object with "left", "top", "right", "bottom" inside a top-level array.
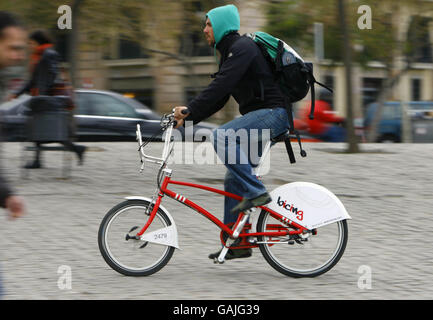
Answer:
[
  {"left": 0, "top": 11, "right": 26, "bottom": 219},
  {"left": 11, "top": 30, "right": 86, "bottom": 169}
]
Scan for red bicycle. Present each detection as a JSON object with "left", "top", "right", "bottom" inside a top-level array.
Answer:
[{"left": 98, "top": 112, "right": 350, "bottom": 277}]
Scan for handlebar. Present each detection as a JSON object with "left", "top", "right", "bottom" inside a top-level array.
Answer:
[
  {"left": 136, "top": 109, "right": 179, "bottom": 172},
  {"left": 136, "top": 107, "right": 191, "bottom": 172}
]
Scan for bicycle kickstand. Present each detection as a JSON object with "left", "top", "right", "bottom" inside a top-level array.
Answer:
[{"left": 215, "top": 209, "right": 254, "bottom": 264}]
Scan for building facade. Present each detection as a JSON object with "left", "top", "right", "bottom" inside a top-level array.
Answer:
[{"left": 70, "top": 0, "right": 433, "bottom": 123}]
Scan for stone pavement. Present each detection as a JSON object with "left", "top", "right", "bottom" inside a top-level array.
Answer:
[{"left": 0, "top": 141, "right": 432, "bottom": 300}]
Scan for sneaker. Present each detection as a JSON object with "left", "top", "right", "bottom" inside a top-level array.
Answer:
[
  {"left": 208, "top": 248, "right": 252, "bottom": 260},
  {"left": 24, "top": 160, "right": 42, "bottom": 169},
  {"left": 231, "top": 192, "right": 272, "bottom": 216}
]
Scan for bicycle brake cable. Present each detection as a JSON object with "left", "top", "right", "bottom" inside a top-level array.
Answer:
[{"left": 138, "top": 114, "right": 174, "bottom": 151}]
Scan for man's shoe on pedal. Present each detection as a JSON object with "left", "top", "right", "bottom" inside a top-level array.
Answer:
[
  {"left": 208, "top": 248, "right": 252, "bottom": 260},
  {"left": 231, "top": 192, "right": 272, "bottom": 216}
]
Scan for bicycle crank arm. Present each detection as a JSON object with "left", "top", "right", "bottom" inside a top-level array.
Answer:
[
  {"left": 215, "top": 238, "right": 238, "bottom": 264},
  {"left": 125, "top": 234, "right": 149, "bottom": 248},
  {"left": 125, "top": 234, "right": 140, "bottom": 241}
]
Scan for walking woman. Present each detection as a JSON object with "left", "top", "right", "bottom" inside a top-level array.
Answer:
[{"left": 11, "top": 30, "right": 86, "bottom": 168}]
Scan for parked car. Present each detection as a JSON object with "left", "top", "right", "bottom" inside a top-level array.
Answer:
[
  {"left": 0, "top": 89, "right": 217, "bottom": 142},
  {"left": 363, "top": 101, "right": 433, "bottom": 142}
]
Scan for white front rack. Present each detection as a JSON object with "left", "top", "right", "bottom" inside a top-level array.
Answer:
[{"left": 136, "top": 120, "right": 175, "bottom": 172}]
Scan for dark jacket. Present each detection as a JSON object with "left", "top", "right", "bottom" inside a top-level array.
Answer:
[
  {"left": 15, "top": 48, "right": 60, "bottom": 97},
  {"left": 186, "top": 32, "right": 285, "bottom": 124}
]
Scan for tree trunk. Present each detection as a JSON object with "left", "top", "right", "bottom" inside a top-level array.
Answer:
[
  {"left": 68, "top": 0, "right": 83, "bottom": 88},
  {"left": 337, "top": 0, "right": 359, "bottom": 153}
]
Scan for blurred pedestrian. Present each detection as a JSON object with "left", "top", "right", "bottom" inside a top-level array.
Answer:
[
  {"left": 0, "top": 10, "right": 27, "bottom": 298},
  {"left": 10, "top": 29, "right": 86, "bottom": 168},
  {"left": 0, "top": 11, "right": 26, "bottom": 218},
  {"left": 299, "top": 89, "right": 346, "bottom": 142}
]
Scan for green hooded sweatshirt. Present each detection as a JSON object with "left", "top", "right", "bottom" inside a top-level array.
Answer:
[{"left": 207, "top": 4, "right": 240, "bottom": 46}]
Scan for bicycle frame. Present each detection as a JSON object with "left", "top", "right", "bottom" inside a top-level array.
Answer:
[
  {"left": 135, "top": 174, "right": 308, "bottom": 240},
  {"left": 135, "top": 119, "right": 308, "bottom": 243}
]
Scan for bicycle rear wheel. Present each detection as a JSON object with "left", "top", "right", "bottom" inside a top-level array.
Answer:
[
  {"left": 98, "top": 199, "right": 175, "bottom": 276},
  {"left": 257, "top": 210, "right": 348, "bottom": 278}
]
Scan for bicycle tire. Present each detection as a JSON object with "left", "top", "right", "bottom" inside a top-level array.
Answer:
[
  {"left": 256, "top": 209, "right": 348, "bottom": 278},
  {"left": 98, "top": 199, "right": 175, "bottom": 276}
]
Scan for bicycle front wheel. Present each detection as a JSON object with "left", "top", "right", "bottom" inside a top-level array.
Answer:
[
  {"left": 257, "top": 210, "right": 348, "bottom": 278},
  {"left": 98, "top": 199, "right": 175, "bottom": 276}
]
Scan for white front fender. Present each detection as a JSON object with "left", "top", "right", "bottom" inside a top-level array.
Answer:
[{"left": 125, "top": 196, "right": 180, "bottom": 249}]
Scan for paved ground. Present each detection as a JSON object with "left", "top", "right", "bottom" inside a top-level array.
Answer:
[{"left": 0, "top": 140, "right": 432, "bottom": 300}]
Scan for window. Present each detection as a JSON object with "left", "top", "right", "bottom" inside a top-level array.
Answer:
[
  {"left": 74, "top": 93, "right": 92, "bottom": 115},
  {"left": 185, "top": 87, "right": 206, "bottom": 104},
  {"left": 362, "top": 77, "right": 384, "bottom": 113},
  {"left": 54, "top": 31, "right": 70, "bottom": 62},
  {"left": 118, "top": 38, "right": 149, "bottom": 59},
  {"left": 382, "top": 104, "right": 401, "bottom": 120},
  {"left": 87, "top": 94, "right": 138, "bottom": 118},
  {"left": 179, "top": 31, "right": 213, "bottom": 57},
  {"left": 178, "top": 1, "right": 217, "bottom": 57},
  {"left": 407, "top": 16, "right": 433, "bottom": 63},
  {"left": 411, "top": 78, "right": 422, "bottom": 101}
]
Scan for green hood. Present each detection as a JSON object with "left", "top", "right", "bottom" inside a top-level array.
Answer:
[{"left": 207, "top": 4, "right": 240, "bottom": 45}]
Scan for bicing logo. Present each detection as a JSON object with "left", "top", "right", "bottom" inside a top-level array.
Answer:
[{"left": 276, "top": 196, "right": 304, "bottom": 221}]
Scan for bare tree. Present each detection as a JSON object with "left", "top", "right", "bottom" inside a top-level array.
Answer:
[{"left": 337, "top": 0, "right": 358, "bottom": 152}]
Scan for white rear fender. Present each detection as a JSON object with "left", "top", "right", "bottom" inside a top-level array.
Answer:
[
  {"left": 125, "top": 196, "right": 180, "bottom": 249},
  {"left": 266, "top": 182, "right": 351, "bottom": 230}
]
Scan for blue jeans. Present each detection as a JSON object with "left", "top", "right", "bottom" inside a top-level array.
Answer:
[{"left": 212, "top": 107, "right": 289, "bottom": 224}]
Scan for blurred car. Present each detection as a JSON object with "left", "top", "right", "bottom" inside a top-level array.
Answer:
[
  {"left": 363, "top": 101, "right": 433, "bottom": 142},
  {"left": 0, "top": 89, "right": 217, "bottom": 142}
]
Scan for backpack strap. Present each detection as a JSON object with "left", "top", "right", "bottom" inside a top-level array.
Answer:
[
  {"left": 302, "top": 63, "right": 333, "bottom": 120},
  {"left": 283, "top": 99, "right": 307, "bottom": 164}
]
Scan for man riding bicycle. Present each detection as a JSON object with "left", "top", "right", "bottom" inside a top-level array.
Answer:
[{"left": 174, "top": 4, "right": 289, "bottom": 260}]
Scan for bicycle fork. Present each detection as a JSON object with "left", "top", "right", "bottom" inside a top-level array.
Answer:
[{"left": 215, "top": 209, "right": 255, "bottom": 264}]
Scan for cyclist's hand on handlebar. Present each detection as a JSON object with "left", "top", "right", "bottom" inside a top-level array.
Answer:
[
  {"left": 173, "top": 106, "right": 190, "bottom": 128},
  {"left": 174, "top": 106, "right": 190, "bottom": 119},
  {"left": 174, "top": 118, "right": 184, "bottom": 129}
]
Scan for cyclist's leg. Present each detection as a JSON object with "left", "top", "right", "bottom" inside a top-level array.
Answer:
[
  {"left": 213, "top": 108, "right": 288, "bottom": 200},
  {"left": 209, "top": 108, "right": 288, "bottom": 260},
  {"left": 223, "top": 170, "right": 246, "bottom": 224}
]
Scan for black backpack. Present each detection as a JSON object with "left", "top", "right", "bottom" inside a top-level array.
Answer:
[{"left": 247, "top": 32, "right": 333, "bottom": 163}]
